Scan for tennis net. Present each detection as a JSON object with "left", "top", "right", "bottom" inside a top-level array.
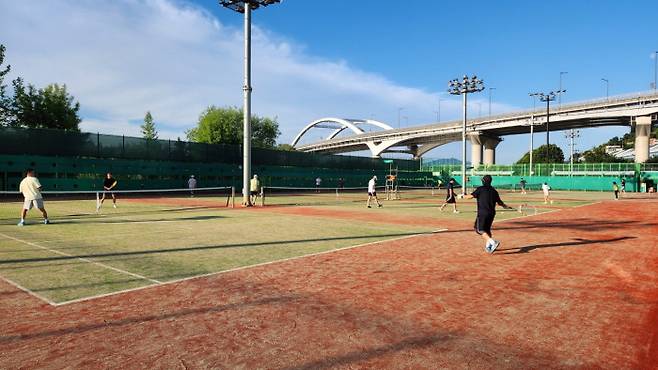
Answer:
[
  {"left": 259, "top": 186, "right": 381, "bottom": 207},
  {"left": 0, "top": 186, "right": 235, "bottom": 210}
]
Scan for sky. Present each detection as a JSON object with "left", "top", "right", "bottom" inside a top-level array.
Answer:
[{"left": 1, "top": 0, "right": 657, "bottom": 163}]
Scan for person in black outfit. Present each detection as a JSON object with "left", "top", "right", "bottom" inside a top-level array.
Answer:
[
  {"left": 439, "top": 178, "right": 459, "bottom": 213},
  {"left": 461, "top": 175, "right": 513, "bottom": 254},
  {"left": 97, "top": 172, "right": 118, "bottom": 211}
]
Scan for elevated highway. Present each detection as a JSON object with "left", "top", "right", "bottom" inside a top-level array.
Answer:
[{"left": 293, "top": 91, "right": 658, "bottom": 164}]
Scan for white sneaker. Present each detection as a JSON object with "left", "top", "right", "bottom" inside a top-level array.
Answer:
[
  {"left": 17, "top": 220, "right": 24, "bottom": 226},
  {"left": 488, "top": 240, "right": 500, "bottom": 254},
  {"left": 44, "top": 219, "right": 50, "bottom": 225},
  {"left": 453, "top": 210, "right": 460, "bottom": 214},
  {"left": 113, "top": 204, "right": 117, "bottom": 209}
]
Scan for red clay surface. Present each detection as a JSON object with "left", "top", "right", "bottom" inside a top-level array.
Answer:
[{"left": 1, "top": 199, "right": 657, "bottom": 369}]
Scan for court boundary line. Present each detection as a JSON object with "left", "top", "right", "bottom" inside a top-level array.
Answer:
[
  {"left": 52, "top": 228, "right": 448, "bottom": 306},
  {"left": 0, "top": 274, "right": 57, "bottom": 306},
  {"left": 0, "top": 231, "right": 162, "bottom": 306}
]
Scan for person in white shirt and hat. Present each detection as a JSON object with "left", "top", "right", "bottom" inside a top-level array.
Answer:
[{"left": 366, "top": 175, "right": 383, "bottom": 208}]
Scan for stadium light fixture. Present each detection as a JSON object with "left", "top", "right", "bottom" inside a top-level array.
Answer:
[
  {"left": 448, "top": 75, "right": 484, "bottom": 194},
  {"left": 528, "top": 92, "right": 541, "bottom": 176},
  {"left": 218, "top": 0, "right": 281, "bottom": 206},
  {"left": 532, "top": 90, "right": 566, "bottom": 163},
  {"left": 564, "top": 129, "right": 580, "bottom": 175}
]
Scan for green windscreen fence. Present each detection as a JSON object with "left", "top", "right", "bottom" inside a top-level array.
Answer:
[{"left": 0, "top": 127, "right": 419, "bottom": 171}]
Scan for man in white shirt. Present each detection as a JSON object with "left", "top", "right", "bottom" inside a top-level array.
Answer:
[
  {"left": 542, "top": 182, "right": 553, "bottom": 204},
  {"left": 366, "top": 175, "right": 383, "bottom": 208},
  {"left": 315, "top": 177, "right": 322, "bottom": 193},
  {"left": 18, "top": 168, "right": 49, "bottom": 226},
  {"left": 188, "top": 175, "right": 197, "bottom": 197}
]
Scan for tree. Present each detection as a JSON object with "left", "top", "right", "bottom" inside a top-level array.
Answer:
[
  {"left": 11, "top": 80, "right": 81, "bottom": 131},
  {"left": 186, "top": 106, "right": 280, "bottom": 148},
  {"left": 580, "top": 145, "right": 630, "bottom": 163},
  {"left": 0, "top": 44, "right": 13, "bottom": 126},
  {"left": 141, "top": 111, "right": 158, "bottom": 140},
  {"left": 276, "top": 143, "right": 296, "bottom": 151},
  {"left": 516, "top": 144, "right": 564, "bottom": 164}
]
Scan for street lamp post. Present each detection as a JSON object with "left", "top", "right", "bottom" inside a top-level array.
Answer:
[
  {"left": 533, "top": 90, "right": 566, "bottom": 163},
  {"left": 437, "top": 96, "right": 441, "bottom": 122},
  {"left": 219, "top": 0, "right": 281, "bottom": 206},
  {"left": 397, "top": 107, "right": 404, "bottom": 128},
  {"left": 601, "top": 78, "right": 609, "bottom": 101},
  {"left": 488, "top": 87, "right": 496, "bottom": 117},
  {"left": 528, "top": 92, "right": 540, "bottom": 176},
  {"left": 564, "top": 129, "right": 580, "bottom": 175},
  {"left": 653, "top": 51, "right": 658, "bottom": 90},
  {"left": 448, "top": 75, "right": 484, "bottom": 195},
  {"left": 558, "top": 71, "right": 568, "bottom": 108}
]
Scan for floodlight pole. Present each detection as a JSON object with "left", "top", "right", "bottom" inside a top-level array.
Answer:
[
  {"left": 448, "top": 75, "right": 484, "bottom": 195},
  {"left": 219, "top": 0, "right": 280, "bottom": 206},
  {"left": 534, "top": 90, "right": 565, "bottom": 163},
  {"left": 242, "top": 2, "right": 252, "bottom": 206},
  {"left": 529, "top": 92, "right": 539, "bottom": 177}
]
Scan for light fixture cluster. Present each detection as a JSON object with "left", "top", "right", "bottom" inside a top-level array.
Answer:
[
  {"left": 219, "top": 0, "right": 281, "bottom": 13},
  {"left": 530, "top": 90, "right": 566, "bottom": 102},
  {"left": 448, "top": 75, "right": 485, "bottom": 95}
]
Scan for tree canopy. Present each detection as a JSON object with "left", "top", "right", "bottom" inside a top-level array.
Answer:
[
  {"left": 186, "top": 106, "right": 280, "bottom": 149},
  {"left": 1, "top": 44, "right": 81, "bottom": 131},
  {"left": 516, "top": 144, "right": 565, "bottom": 164},
  {"left": 141, "top": 111, "right": 158, "bottom": 139}
]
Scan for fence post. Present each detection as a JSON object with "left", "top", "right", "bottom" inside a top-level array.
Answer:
[{"left": 97, "top": 132, "right": 100, "bottom": 157}]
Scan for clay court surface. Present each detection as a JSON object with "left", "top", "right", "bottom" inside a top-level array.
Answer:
[{"left": 1, "top": 190, "right": 657, "bottom": 369}]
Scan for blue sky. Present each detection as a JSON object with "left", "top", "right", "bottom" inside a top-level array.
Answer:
[{"left": 1, "top": 0, "right": 657, "bottom": 163}]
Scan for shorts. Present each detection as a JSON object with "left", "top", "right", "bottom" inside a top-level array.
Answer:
[
  {"left": 23, "top": 198, "right": 44, "bottom": 210},
  {"left": 250, "top": 190, "right": 259, "bottom": 196},
  {"left": 474, "top": 213, "right": 495, "bottom": 235},
  {"left": 368, "top": 191, "right": 377, "bottom": 197},
  {"left": 445, "top": 195, "right": 456, "bottom": 204},
  {"left": 103, "top": 191, "right": 115, "bottom": 197}
]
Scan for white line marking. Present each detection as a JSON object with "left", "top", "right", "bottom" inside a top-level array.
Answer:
[
  {"left": 54, "top": 229, "right": 447, "bottom": 306},
  {"left": 0, "top": 274, "right": 57, "bottom": 306},
  {"left": 0, "top": 232, "right": 162, "bottom": 285}
]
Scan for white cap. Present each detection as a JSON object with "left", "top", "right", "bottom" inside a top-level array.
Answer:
[
  {"left": 253, "top": 174, "right": 258, "bottom": 178},
  {"left": 373, "top": 175, "right": 377, "bottom": 180},
  {"left": 190, "top": 175, "right": 195, "bottom": 178}
]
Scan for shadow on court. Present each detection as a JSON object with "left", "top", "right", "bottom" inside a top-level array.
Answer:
[
  {"left": 0, "top": 231, "right": 431, "bottom": 265},
  {"left": 497, "top": 236, "right": 637, "bottom": 255}
]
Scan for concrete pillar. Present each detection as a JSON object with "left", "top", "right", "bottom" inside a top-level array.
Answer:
[
  {"left": 634, "top": 116, "right": 652, "bottom": 163},
  {"left": 483, "top": 136, "right": 502, "bottom": 165},
  {"left": 469, "top": 133, "right": 483, "bottom": 168}
]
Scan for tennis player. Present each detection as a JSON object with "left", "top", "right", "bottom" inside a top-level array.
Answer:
[
  {"left": 542, "top": 182, "right": 553, "bottom": 204},
  {"left": 250, "top": 174, "right": 261, "bottom": 205},
  {"left": 439, "top": 178, "right": 459, "bottom": 213},
  {"left": 366, "top": 175, "right": 382, "bottom": 208},
  {"left": 620, "top": 178, "right": 626, "bottom": 195},
  {"left": 18, "top": 168, "right": 49, "bottom": 226},
  {"left": 519, "top": 178, "right": 527, "bottom": 194},
  {"left": 460, "top": 175, "right": 514, "bottom": 254},
  {"left": 612, "top": 181, "right": 619, "bottom": 200},
  {"left": 97, "top": 172, "right": 118, "bottom": 211},
  {"left": 188, "top": 175, "right": 197, "bottom": 197}
]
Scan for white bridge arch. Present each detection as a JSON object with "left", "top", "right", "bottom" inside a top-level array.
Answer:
[{"left": 291, "top": 118, "right": 411, "bottom": 157}]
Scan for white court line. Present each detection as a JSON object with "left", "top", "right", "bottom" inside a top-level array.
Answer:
[
  {"left": 53, "top": 228, "right": 448, "bottom": 306},
  {"left": 0, "top": 274, "right": 57, "bottom": 306},
  {"left": 0, "top": 232, "right": 162, "bottom": 290}
]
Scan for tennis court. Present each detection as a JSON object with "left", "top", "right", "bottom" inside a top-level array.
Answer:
[{"left": 1, "top": 187, "right": 657, "bottom": 368}]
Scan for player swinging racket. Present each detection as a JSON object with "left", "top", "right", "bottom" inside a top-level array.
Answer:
[
  {"left": 439, "top": 178, "right": 459, "bottom": 213},
  {"left": 460, "top": 175, "right": 514, "bottom": 254},
  {"left": 366, "top": 175, "right": 383, "bottom": 208},
  {"left": 542, "top": 182, "right": 553, "bottom": 204},
  {"left": 97, "top": 172, "right": 118, "bottom": 212},
  {"left": 18, "top": 168, "right": 49, "bottom": 226}
]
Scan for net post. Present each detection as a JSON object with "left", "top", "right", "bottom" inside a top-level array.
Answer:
[
  {"left": 431, "top": 186, "right": 434, "bottom": 196},
  {"left": 231, "top": 186, "right": 235, "bottom": 208},
  {"left": 335, "top": 187, "right": 339, "bottom": 198},
  {"left": 260, "top": 187, "right": 265, "bottom": 207},
  {"left": 95, "top": 191, "right": 100, "bottom": 211}
]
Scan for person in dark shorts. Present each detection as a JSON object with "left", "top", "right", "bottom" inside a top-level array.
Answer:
[
  {"left": 612, "top": 181, "right": 619, "bottom": 200},
  {"left": 620, "top": 178, "right": 626, "bottom": 195},
  {"left": 519, "top": 178, "right": 527, "bottom": 194},
  {"left": 439, "top": 178, "right": 459, "bottom": 213},
  {"left": 97, "top": 172, "right": 118, "bottom": 211},
  {"left": 460, "top": 175, "right": 514, "bottom": 254}
]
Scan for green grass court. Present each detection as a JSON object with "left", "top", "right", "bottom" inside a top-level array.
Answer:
[{"left": 0, "top": 188, "right": 610, "bottom": 305}]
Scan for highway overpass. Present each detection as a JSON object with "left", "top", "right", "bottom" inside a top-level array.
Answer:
[{"left": 292, "top": 90, "right": 658, "bottom": 164}]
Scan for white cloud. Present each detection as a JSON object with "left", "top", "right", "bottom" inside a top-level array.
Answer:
[{"left": 3, "top": 0, "right": 613, "bottom": 164}]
